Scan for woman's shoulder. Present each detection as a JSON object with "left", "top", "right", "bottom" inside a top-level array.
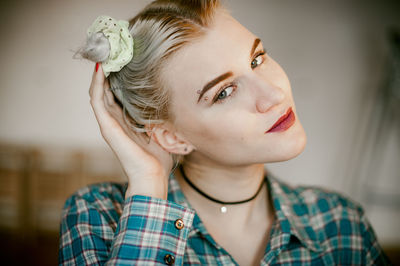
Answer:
[
  {"left": 269, "top": 176, "right": 368, "bottom": 236},
  {"left": 295, "top": 183, "right": 364, "bottom": 218},
  {"left": 269, "top": 177, "right": 392, "bottom": 264},
  {"left": 296, "top": 184, "right": 363, "bottom": 214},
  {"left": 271, "top": 176, "right": 364, "bottom": 216}
]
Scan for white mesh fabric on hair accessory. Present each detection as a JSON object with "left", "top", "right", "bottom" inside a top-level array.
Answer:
[{"left": 87, "top": 15, "right": 134, "bottom": 77}]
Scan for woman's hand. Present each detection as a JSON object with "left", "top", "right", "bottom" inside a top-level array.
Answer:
[{"left": 89, "top": 63, "right": 174, "bottom": 200}]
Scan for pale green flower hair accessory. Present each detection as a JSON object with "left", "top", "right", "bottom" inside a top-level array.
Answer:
[{"left": 87, "top": 15, "right": 134, "bottom": 77}]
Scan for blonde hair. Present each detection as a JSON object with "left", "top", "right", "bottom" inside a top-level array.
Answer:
[
  {"left": 77, "top": 0, "right": 222, "bottom": 164},
  {"left": 78, "top": 0, "right": 221, "bottom": 162}
]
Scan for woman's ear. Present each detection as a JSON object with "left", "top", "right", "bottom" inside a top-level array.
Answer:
[{"left": 148, "top": 123, "right": 195, "bottom": 155}]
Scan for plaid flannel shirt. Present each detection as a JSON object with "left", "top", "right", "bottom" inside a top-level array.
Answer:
[{"left": 59, "top": 172, "right": 391, "bottom": 265}]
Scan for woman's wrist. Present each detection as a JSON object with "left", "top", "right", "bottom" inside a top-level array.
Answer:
[{"left": 125, "top": 182, "right": 168, "bottom": 200}]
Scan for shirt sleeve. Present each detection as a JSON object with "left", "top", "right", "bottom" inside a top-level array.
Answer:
[{"left": 59, "top": 193, "right": 196, "bottom": 265}]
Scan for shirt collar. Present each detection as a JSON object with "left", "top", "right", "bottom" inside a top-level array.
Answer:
[
  {"left": 266, "top": 174, "right": 324, "bottom": 252},
  {"left": 167, "top": 170, "right": 324, "bottom": 252}
]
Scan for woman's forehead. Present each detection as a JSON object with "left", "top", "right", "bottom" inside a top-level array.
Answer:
[
  {"left": 161, "top": 12, "right": 256, "bottom": 98},
  {"left": 188, "top": 12, "right": 254, "bottom": 58}
]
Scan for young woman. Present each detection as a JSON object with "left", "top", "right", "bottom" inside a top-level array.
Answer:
[{"left": 59, "top": 0, "right": 391, "bottom": 265}]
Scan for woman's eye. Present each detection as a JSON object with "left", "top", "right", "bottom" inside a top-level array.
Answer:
[
  {"left": 251, "top": 53, "right": 265, "bottom": 69},
  {"left": 216, "top": 85, "right": 234, "bottom": 102}
]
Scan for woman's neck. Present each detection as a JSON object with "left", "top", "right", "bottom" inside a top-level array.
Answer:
[{"left": 173, "top": 155, "right": 272, "bottom": 227}]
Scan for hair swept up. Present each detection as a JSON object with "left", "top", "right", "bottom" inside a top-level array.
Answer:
[{"left": 76, "top": 0, "right": 224, "bottom": 164}]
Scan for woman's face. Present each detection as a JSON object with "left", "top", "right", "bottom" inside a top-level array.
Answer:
[{"left": 161, "top": 10, "right": 307, "bottom": 166}]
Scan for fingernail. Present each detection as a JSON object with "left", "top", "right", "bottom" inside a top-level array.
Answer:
[{"left": 95, "top": 62, "right": 99, "bottom": 72}]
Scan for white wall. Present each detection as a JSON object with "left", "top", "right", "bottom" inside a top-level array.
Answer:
[{"left": 0, "top": 0, "right": 399, "bottom": 245}]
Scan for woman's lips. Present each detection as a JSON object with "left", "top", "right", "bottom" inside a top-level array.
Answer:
[{"left": 266, "top": 107, "right": 296, "bottom": 133}]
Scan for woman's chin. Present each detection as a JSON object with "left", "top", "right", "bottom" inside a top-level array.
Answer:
[{"left": 266, "top": 127, "right": 307, "bottom": 163}]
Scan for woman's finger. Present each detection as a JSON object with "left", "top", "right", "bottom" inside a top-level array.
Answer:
[
  {"left": 88, "top": 70, "right": 148, "bottom": 156},
  {"left": 90, "top": 63, "right": 105, "bottom": 103},
  {"left": 88, "top": 64, "right": 120, "bottom": 138},
  {"left": 103, "top": 92, "right": 124, "bottom": 128},
  {"left": 89, "top": 63, "right": 115, "bottom": 129},
  {"left": 104, "top": 86, "right": 117, "bottom": 107},
  {"left": 89, "top": 63, "right": 101, "bottom": 97},
  {"left": 103, "top": 75, "right": 110, "bottom": 90}
]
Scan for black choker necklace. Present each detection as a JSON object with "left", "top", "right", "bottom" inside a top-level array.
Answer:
[{"left": 178, "top": 164, "right": 265, "bottom": 213}]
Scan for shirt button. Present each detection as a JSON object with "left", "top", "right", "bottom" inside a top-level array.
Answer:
[
  {"left": 174, "top": 218, "right": 184, "bottom": 230},
  {"left": 164, "top": 254, "right": 175, "bottom": 265}
]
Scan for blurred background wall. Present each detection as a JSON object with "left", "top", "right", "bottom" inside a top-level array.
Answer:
[{"left": 0, "top": 0, "right": 399, "bottom": 264}]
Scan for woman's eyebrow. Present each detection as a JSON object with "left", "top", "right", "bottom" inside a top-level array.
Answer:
[
  {"left": 196, "top": 38, "right": 261, "bottom": 103},
  {"left": 250, "top": 38, "right": 261, "bottom": 57},
  {"left": 197, "top": 71, "right": 233, "bottom": 103}
]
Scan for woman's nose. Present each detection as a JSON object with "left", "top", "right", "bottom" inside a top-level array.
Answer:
[{"left": 255, "top": 83, "right": 285, "bottom": 113}]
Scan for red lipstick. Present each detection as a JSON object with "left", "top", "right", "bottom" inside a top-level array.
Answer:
[{"left": 266, "top": 107, "right": 295, "bottom": 133}]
